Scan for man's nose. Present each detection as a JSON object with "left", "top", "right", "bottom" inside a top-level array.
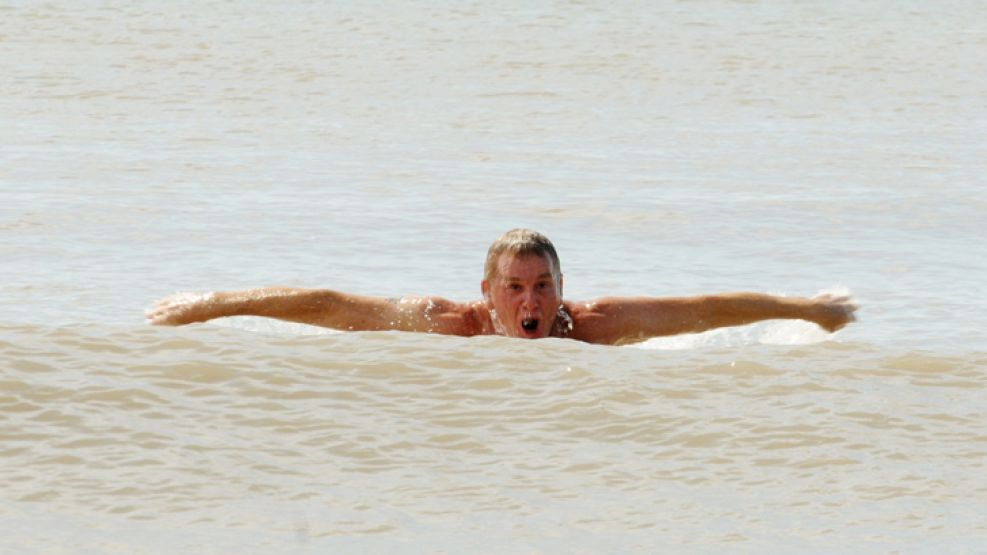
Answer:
[{"left": 521, "top": 289, "right": 539, "bottom": 307}]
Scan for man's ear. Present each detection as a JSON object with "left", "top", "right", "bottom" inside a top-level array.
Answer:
[{"left": 481, "top": 280, "right": 491, "bottom": 303}]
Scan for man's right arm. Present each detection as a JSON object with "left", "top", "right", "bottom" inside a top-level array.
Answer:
[{"left": 145, "top": 287, "right": 478, "bottom": 335}]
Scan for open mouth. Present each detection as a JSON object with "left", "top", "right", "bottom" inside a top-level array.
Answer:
[{"left": 521, "top": 318, "right": 539, "bottom": 333}]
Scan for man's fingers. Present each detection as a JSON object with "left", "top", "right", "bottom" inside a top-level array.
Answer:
[
  {"left": 810, "top": 291, "right": 859, "bottom": 332},
  {"left": 145, "top": 301, "right": 178, "bottom": 325},
  {"left": 814, "top": 293, "right": 859, "bottom": 311},
  {"left": 145, "top": 292, "right": 212, "bottom": 326}
]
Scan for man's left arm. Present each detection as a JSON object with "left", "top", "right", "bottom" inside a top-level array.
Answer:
[{"left": 571, "top": 292, "right": 857, "bottom": 345}]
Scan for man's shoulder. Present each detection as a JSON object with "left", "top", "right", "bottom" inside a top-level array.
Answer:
[
  {"left": 565, "top": 297, "right": 624, "bottom": 317},
  {"left": 564, "top": 299, "right": 614, "bottom": 343},
  {"left": 564, "top": 297, "right": 671, "bottom": 345},
  {"left": 436, "top": 299, "right": 490, "bottom": 336}
]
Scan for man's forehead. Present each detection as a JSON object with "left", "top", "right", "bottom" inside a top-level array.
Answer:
[{"left": 496, "top": 252, "right": 556, "bottom": 277}]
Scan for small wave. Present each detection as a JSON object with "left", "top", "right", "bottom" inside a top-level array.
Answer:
[{"left": 638, "top": 320, "right": 835, "bottom": 351}]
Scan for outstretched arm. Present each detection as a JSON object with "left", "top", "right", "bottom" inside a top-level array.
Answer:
[
  {"left": 145, "top": 288, "right": 480, "bottom": 335},
  {"left": 570, "top": 292, "right": 858, "bottom": 345}
]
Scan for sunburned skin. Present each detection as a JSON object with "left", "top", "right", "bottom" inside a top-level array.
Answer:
[
  {"left": 481, "top": 253, "right": 564, "bottom": 340},
  {"left": 146, "top": 229, "right": 858, "bottom": 345}
]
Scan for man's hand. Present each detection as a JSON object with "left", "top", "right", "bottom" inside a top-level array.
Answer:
[
  {"left": 810, "top": 292, "right": 858, "bottom": 332},
  {"left": 145, "top": 292, "right": 218, "bottom": 326}
]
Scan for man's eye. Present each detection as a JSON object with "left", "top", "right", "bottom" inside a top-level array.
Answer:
[
  {"left": 537, "top": 282, "right": 549, "bottom": 290},
  {"left": 510, "top": 284, "right": 522, "bottom": 291}
]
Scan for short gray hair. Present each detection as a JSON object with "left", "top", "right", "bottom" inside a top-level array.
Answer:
[{"left": 483, "top": 229, "right": 561, "bottom": 282}]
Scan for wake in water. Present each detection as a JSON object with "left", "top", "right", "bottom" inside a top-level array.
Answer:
[
  {"left": 639, "top": 319, "right": 829, "bottom": 350},
  {"left": 2, "top": 320, "right": 983, "bottom": 554}
]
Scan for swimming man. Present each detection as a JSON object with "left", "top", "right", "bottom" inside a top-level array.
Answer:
[{"left": 146, "top": 228, "right": 857, "bottom": 345}]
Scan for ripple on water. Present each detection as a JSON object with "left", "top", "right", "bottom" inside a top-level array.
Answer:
[{"left": 1, "top": 323, "right": 986, "bottom": 551}]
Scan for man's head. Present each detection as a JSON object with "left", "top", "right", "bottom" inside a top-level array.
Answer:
[
  {"left": 481, "top": 229, "right": 563, "bottom": 339},
  {"left": 483, "top": 229, "right": 561, "bottom": 284}
]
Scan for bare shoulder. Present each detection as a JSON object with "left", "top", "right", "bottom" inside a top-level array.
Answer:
[
  {"left": 567, "top": 296, "right": 683, "bottom": 320},
  {"left": 565, "top": 297, "right": 696, "bottom": 345},
  {"left": 395, "top": 296, "right": 487, "bottom": 336},
  {"left": 441, "top": 299, "right": 490, "bottom": 336},
  {"left": 565, "top": 298, "right": 627, "bottom": 344}
]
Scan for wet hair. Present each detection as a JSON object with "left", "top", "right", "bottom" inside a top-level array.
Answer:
[{"left": 483, "top": 229, "right": 562, "bottom": 283}]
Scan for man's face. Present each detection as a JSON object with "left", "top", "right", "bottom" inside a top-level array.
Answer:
[{"left": 482, "top": 252, "right": 563, "bottom": 339}]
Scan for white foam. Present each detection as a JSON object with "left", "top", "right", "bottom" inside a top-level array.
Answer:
[{"left": 211, "top": 316, "right": 341, "bottom": 337}]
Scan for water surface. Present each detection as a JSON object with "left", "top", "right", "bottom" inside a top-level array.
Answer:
[{"left": 2, "top": 1, "right": 985, "bottom": 552}]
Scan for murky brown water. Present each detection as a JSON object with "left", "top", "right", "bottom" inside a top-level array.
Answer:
[{"left": 3, "top": 0, "right": 985, "bottom": 552}]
